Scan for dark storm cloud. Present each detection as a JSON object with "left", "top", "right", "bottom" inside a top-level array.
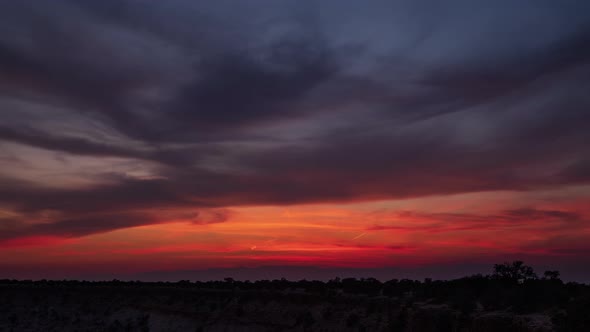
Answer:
[
  {"left": 0, "top": 125, "right": 145, "bottom": 159},
  {"left": 0, "top": 0, "right": 342, "bottom": 143},
  {"left": 166, "top": 43, "right": 337, "bottom": 133},
  {"left": 0, "top": 208, "right": 232, "bottom": 243},
  {"left": 1, "top": 0, "right": 590, "bottom": 239},
  {"left": 0, "top": 124, "right": 217, "bottom": 166},
  {"left": 4, "top": 213, "right": 158, "bottom": 239},
  {"left": 0, "top": 0, "right": 195, "bottom": 141},
  {"left": 559, "top": 160, "right": 590, "bottom": 183},
  {"left": 409, "top": 30, "right": 590, "bottom": 120}
]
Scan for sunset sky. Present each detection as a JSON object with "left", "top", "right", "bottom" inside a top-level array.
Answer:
[{"left": 1, "top": 0, "right": 590, "bottom": 281}]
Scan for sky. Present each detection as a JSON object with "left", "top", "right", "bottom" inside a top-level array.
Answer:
[{"left": 1, "top": 0, "right": 590, "bottom": 281}]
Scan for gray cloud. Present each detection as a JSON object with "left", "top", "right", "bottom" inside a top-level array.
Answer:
[{"left": 1, "top": 0, "right": 589, "bottom": 238}]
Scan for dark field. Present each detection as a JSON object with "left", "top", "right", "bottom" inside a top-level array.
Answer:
[{"left": 1, "top": 263, "right": 589, "bottom": 332}]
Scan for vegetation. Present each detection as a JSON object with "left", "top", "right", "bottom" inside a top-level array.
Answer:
[{"left": 0, "top": 262, "right": 588, "bottom": 331}]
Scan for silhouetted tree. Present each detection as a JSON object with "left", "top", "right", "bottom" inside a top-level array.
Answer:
[
  {"left": 492, "top": 261, "right": 537, "bottom": 282},
  {"left": 543, "top": 270, "right": 561, "bottom": 281},
  {"left": 2, "top": 261, "right": 588, "bottom": 332}
]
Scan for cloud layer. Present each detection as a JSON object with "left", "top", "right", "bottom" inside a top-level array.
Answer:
[{"left": 1, "top": 0, "right": 590, "bottom": 244}]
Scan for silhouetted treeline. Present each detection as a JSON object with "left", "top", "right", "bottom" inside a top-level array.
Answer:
[{"left": 1, "top": 262, "right": 589, "bottom": 331}]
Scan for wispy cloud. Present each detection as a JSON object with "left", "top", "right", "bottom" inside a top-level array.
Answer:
[{"left": 0, "top": 0, "right": 589, "bottom": 277}]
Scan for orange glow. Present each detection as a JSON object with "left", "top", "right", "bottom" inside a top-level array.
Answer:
[{"left": 1, "top": 186, "right": 589, "bottom": 278}]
